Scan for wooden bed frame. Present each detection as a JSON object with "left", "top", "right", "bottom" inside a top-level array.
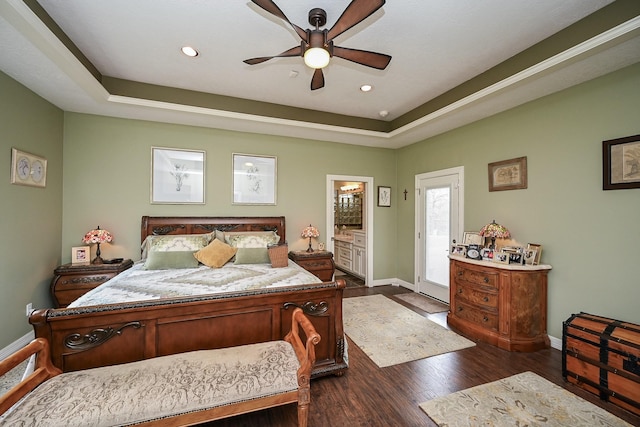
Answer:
[{"left": 29, "top": 216, "right": 347, "bottom": 378}]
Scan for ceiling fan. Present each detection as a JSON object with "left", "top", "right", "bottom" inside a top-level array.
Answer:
[{"left": 244, "top": 0, "right": 392, "bottom": 90}]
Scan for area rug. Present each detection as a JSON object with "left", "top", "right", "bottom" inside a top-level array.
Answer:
[
  {"left": 419, "top": 371, "right": 632, "bottom": 426},
  {"left": 343, "top": 295, "right": 475, "bottom": 367},
  {"left": 395, "top": 293, "right": 449, "bottom": 313}
]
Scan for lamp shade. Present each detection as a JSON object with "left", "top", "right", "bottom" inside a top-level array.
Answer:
[
  {"left": 83, "top": 226, "right": 113, "bottom": 244},
  {"left": 301, "top": 225, "right": 320, "bottom": 239},
  {"left": 479, "top": 220, "right": 510, "bottom": 239}
]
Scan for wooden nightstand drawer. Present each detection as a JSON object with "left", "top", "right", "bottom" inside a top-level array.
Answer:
[
  {"left": 51, "top": 259, "right": 133, "bottom": 307},
  {"left": 288, "top": 251, "right": 335, "bottom": 282},
  {"left": 454, "top": 282, "right": 498, "bottom": 308}
]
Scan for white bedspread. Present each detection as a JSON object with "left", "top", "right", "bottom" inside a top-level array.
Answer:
[{"left": 69, "top": 260, "right": 322, "bottom": 308}]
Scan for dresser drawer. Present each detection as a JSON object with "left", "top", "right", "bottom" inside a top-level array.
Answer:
[
  {"left": 57, "top": 272, "right": 117, "bottom": 288},
  {"left": 454, "top": 282, "right": 498, "bottom": 308},
  {"left": 454, "top": 265, "right": 498, "bottom": 289},
  {"left": 453, "top": 299, "right": 499, "bottom": 331},
  {"left": 353, "top": 233, "right": 366, "bottom": 247},
  {"left": 297, "top": 258, "right": 333, "bottom": 272}
]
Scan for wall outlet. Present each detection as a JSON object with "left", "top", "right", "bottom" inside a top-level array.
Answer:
[{"left": 25, "top": 303, "right": 33, "bottom": 317}]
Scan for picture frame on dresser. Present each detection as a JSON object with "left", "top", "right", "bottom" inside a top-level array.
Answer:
[
  {"left": 526, "top": 243, "right": 542, "bottom": 265},
  {"left": 71, "top": 246, "right": 90, "bottom": 266},
  {"left": 462, "top": 231, "right": 483, "bottom": 246},
  {"left": 602, "top": 134, "right": 640, "bottom": 190}
]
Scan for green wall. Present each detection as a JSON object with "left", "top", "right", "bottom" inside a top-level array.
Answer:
[
  {"left": 61, "top": 113, "right": 397, "bottom": 277},
  {"left": 0, "top": 71, "right": 63, "bottom": 347},
  {"left": 397, "top": 62, "right": 640, "bottom": 338}
]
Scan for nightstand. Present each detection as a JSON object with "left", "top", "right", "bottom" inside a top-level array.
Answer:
[
  {"left": 51, "top": 259, "right": 133, "bottom": 308},
  {"left": 288, "top": 251, "right": 335, "bottom": 282}
]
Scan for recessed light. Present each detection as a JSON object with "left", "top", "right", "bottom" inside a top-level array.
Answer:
[
  {"left": 181, "top": 46, "right": 199, "bottom": 57},
  {"left": 360, "top": 84, "right": 373, "bottom": 92},
  {"left": 379, "top": 110, "right": 389, "bottom": 118}
]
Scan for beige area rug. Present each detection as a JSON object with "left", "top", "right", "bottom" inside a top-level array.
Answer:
[
  {"left": 420, "top": 371, "right": 632, "bottom": 427},
  {"left": 343, "top": 295, "right": 475, "bottom": 368},
  {"left": 395, "top": 292, "right": 449, "bottom": 313}
]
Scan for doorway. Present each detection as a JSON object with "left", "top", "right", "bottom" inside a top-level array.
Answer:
[
  {"left": 326, "top": 175, "right": 374, "bottom": 286},
  {"left": 414, "top": 167, "right": 464, "bottom": 302}
]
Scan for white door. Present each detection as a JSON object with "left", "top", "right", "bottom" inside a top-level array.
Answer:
[{"left": 415, "top": 167, "right": 464, "bottom": 302}]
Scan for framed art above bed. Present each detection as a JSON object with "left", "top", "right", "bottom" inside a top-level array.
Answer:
[
  {"left": 151, "top": 147, "right": 205, "bottom": 204},
  {"left": 232, "top": 153, "right": 277, "bottom": 205}
]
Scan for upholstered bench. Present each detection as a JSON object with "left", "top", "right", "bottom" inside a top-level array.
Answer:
[{"left": 0, "top": 308, "right": 319, "bottom": 427}]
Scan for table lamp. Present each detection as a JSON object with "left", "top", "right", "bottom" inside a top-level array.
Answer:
[
  {"left": 479, "top": 220, "right": 510, "bottom": 249},
  {"left": 301, "top": 224, "right": 320, "bottom": 253},
  {"left": 82, "top": 226, "right": 113, "bottom": 264}
]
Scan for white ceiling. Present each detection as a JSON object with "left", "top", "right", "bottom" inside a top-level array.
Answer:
[{"left": 1, "top": 0, "right": 639, "bottom": 148}]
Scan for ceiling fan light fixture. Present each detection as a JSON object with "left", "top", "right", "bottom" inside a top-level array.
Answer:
[{"left": 303, "top": 47, "right": 330, "bottom": 69}]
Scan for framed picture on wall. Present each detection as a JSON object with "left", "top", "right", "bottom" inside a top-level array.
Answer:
[
  {"left": 151, "top": 147, "right": 205, "bottom": 204},
  {"left": 10, "top": 148, "right": 47, "bottom": 188},
  {"left": 377, "top": 186, "right": 391, "bottom": 207},
  {"left": 602, "top": 134, "right": 640, "bottom": 190},
  {"left": 488, "top": 156, "right": 527, "bottom": 191},
  {"left": 233, "top": 153, "right": 277, "bottom": 205}
]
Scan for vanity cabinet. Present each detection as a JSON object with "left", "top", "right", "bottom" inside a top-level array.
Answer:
[
  {"left": 448, "top": 255, "right": 551, "bottom": 352},
  {"left": 334, "top": 231, "right": 366, "bottom": 279}
]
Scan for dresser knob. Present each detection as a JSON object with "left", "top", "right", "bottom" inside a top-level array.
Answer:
[
  {"left": 457, "top": 307, "right": 463, "bottom": 312},
  {"left": 483, "top": 277, "right": 489, "bottom": 283},
  {"left": 483, "top": 316, "right": 489, "bottom": 322},
  {"left": 457, "top": 288, "right": 463, "bottom": 294},
  {"left": 483, "top": 296, "right": 489, "bottom": 302},
  {"left": 458, "top": 271, "right": 463, "bottom": 277}
]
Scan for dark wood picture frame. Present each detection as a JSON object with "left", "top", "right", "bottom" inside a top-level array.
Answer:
[
  {"left": 377, "top": 186, "right": 391, "bottom": 207},
  {"left": 602, "top": 134, "right": 640, "bottom": 190},
  {"left": 488, "top": 156, "right": 527, "bottom": 192}
]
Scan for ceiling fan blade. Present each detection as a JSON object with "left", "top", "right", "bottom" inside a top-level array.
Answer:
[
  {"left": 244, "top": 45, "right": 302, "bottom": 65},
  {"left": 333, "top": 45, "right": 391, "bottom": 70},
  {"left": 327, "top": 0, "right": 385, "bottom": 41},
  {"left": 311, "top": 68, "right": 325, "bottom": 90},
  {"left": 250, "top": 0, "right": 307, "bottom": 41}
]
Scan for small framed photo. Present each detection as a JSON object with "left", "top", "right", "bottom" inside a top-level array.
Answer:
[
  {"left": 493, "top": 251, "right": 509, "bottom": 264},
  {"left": 527, "top": 243, "right": 542, "bottom": 265},
  {"left": 151, "top": 147, "right": 205, "bottom": 204},
  {"left": 71, "top": 246, "right": 90, "bottom": 265},
  {"left": 377, "top": 186, "right": 391, "bottom": 207},
  {"left": 11, "top": 148, "right": 47, "bottom": 188},
  {"left": 602, "top": 134, "right": 640, "bottom": 190},
  {"left": 523, "top": 248, "right": 537, "bottom": 265},
  {"left": 480, "top": 248, "right": 494, "bottom": 261},
  {"left": 233, "top": 153, "right": 277, "bottom": 205},
  {"left": 488, "top": 156, "right": 527, "bottom": 192},
  {"left": 452, "top": 245, "right": 467, "bottom": 257},
  {"left": 318, "top": 242, "right": 325, "bottom": 251},
  {"left": 462, "top": 231, "right": 483, "bottom": 246}
]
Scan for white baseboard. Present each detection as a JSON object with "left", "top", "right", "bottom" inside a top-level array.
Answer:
[
  {"left": 549, "top": 335, "right": 562, "bottom": 351},
  {"left": 0, "top": 331, "right": 35, "bottom": 360}
]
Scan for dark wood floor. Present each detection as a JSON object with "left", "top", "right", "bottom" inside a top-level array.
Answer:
[{"left": 203, "top": 285, "right": 640, "bottom": 426}]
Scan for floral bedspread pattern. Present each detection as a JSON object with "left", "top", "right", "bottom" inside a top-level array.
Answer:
[
  {"left": 1, "top": 341, "right": 299, "bottom": 426},
  {"left": 69, "top": 260, "right": 321, "bottom": 307}
]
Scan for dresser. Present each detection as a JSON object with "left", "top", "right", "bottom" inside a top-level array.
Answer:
[
  {"left": 51, "top": 259, "right": 134, "bottom": 308},
  {"left": 288, "top": 251, "right": 335, "bottom": 282},
  {"left": 448, "top": 255, "right": 551, "bottom": 352}
]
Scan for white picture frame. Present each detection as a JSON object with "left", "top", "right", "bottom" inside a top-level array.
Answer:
[
  {"left": 71, "top": 246, "right": 90, "bottom": 265},
  {"left": 151, "top": 147, "right": 205, "bottom": 204},
  {"left": 232, "top": 153, "right": 277, "bottom": 205},
  {"left": 462, "top": 231, "right": 483, "bottom": 246},
  {"left": 11, "top": 148, "right": 47, "bottom": 188}
]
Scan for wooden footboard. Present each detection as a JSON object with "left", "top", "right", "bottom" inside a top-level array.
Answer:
[{"left": 30, "top": 280, "right": 347, "bottom": 378}]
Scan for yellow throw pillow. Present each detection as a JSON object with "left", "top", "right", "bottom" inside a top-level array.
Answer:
[{"left": 194, "top": 239, "right": 237, "bottom": 268}]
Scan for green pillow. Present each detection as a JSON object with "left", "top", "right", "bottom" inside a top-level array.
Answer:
[
  {"left": 142, "top": 251, "right": 199, "bottom": 270},
  {"left": 234, "top": 248, "right": 271, "bottom": 264}
]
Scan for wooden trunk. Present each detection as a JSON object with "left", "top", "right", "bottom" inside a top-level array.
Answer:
[{"left": 563, "top": 312, "right": 640, "bottom": 416}]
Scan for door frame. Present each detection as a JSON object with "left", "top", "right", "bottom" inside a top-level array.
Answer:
[
  {"left": 414, "top": 166, "right": 464, "bottom": 299},
  {"left": 326, "top": 174, "right": 374, "bottom": 286}
]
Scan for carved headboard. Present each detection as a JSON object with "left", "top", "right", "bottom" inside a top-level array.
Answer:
[{"left": 140, "top": 216, "right": 286, "bottom": 245}]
